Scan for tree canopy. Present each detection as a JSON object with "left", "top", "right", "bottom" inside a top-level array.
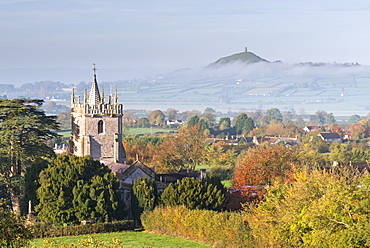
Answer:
[
  {"left": 234, "top": 113, "right": 255, "bottom": 135},
  {"left": 131, "top": 177, "right": 158, "bottom": 221},
  {"left": 160, "top": 176, "right": 226, "bottom": 211},
  {"left": 36, "top": 155, "right": 126, "bottom": 225},
  {"left": 148, "top": 110, "right": 165, "bottom": 126},
  {"left": 233, "top": 145, "right": 296, "bottom": 203},
  {"left": 152, "top": 125, "right": 206, "bottom": 173},
  {"left": 0, "top": 98, "right": 59, "bottom": 214}
]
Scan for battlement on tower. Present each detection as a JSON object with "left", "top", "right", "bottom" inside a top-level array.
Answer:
[{"left": 71, "top": 94, "right": 123, "bottom": 115}]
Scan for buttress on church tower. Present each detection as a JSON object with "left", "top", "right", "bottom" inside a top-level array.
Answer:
[{"left": 70, "top": 65, "right": 126, "bottom": 164}]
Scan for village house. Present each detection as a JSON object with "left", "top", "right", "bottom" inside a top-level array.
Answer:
[
  {"left": 253, "top": 136, "right": 300, "bottom": 146},
  {"left": 303, "top": 125, "right": 321, "bottom": 132},
  {"left": 318, "top": 132, "right": 342, "bottom": 143}
]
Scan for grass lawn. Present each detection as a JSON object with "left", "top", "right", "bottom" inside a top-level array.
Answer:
[
  {"left": 57, "top": 130, "right": 71, "bottom": 138},
  {"left": 30, "top": 231, "right": 212, "bottom": 248}
]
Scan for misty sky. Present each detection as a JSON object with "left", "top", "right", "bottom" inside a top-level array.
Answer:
[{"left": 2, "top": 0, "right": 370, "bottom": 83}]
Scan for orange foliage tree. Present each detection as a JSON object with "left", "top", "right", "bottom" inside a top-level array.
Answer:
[
  {"left": 233, "top": 145, "right": 297, "bottom": 203},
  {"left": 123, "top": 139, "right": 156, "bottom": 165},
  {"left": 152, "top": 125, "right": 206, "bottom": 173}
]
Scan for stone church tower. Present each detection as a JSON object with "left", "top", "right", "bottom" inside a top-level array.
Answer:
[{"left": 70, "top": 66, "right": 126, "bottom": 163}]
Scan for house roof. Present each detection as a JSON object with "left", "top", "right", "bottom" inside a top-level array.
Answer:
[
  {"left": 157, "top": 169, "right": 206, "bottom": 184},
  {"left": 319, "top": 132, "right": 341, "bottom": 139},
  {"left": 102, "top": 160, "right": 131, "bottom": 174},
  {"left": 304, "top": 125, "right": 320, "bottom": 131}
]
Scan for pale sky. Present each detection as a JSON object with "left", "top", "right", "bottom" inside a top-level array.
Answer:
[{"left": 1, "top": 0, "right": 370, "bottom": 83}]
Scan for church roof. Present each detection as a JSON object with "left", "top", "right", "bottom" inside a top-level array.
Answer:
[
  {"left": 103, "top": 160, "right": 131, "bottom": 174},
  {"left": 102, "top": 158, "right": 155, "bottom": 181},
  {"left": 88, "top": 65, "right": 101, "bottom": 105}
]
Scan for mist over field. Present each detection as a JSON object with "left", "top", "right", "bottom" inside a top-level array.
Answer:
[{"left": 2, "top": 60, "right": 370, "bottom": 117}]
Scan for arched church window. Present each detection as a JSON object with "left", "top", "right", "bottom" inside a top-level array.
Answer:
[{"left": 98, "top": 120, "right": 104, "bottom": 134}]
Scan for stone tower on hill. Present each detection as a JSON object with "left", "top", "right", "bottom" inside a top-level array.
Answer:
[{"left": 69, "top": 65, "right": 126, "bottom": 163}]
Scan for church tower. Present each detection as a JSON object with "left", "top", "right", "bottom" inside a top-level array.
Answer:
[{"left": 70, "top": 65, "right": 126, "bottom": 163}]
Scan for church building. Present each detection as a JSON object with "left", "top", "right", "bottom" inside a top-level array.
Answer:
[
  {"left": 69, "top": 65, "right": 155, "bottom": 218},
  {"left": 69, "top": 65, "right": 126, "bottom": 164}
]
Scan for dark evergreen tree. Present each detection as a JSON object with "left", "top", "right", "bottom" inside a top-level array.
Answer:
[
  {"left": 36, "top": 155, "right": 126, "bottom": 225},
  {"left": 160, "top": 177, "right": 226, "bottom": 211},
  {"left": 131, "top": 177, "right": 158, "bottom": 224},
  {"left": 0, "top": 98, "right": 59, "bottom": 214},
  {"left": 23, "top": 159, "right": 49, "bottom": 214},
  {"left": 137, "top": 117, "right": 150, "bottom": 128},
  {"left": 234, "top": 113, "right": 255, "bottom": 135},
  {"left": 187, "top": 115, "right": 200, "bottom": 126},
  {"left": 234, "top": 113, "right": 248, "bottom": 134},
  {"left": 198, "top": 117, "right": 210, "bottom": 132}
]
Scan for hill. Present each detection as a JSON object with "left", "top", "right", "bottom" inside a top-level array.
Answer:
[{"left": 208, "top": 48, "right": 268, "bottom": 67}]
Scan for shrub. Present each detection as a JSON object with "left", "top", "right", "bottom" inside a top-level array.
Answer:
[
  {"left": 160, "top": 177, "right": 226, "bottom": 211},
  {"left": 0, "top": 203, "right": 32, "bottom": 247},
  {"left": 29, "top": 221, "right": 134, "bottom": 239},
  {"left": 141, "top": 205, "right": 252, "bottom": 248}
]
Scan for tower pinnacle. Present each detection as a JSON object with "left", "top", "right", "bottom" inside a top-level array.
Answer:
[{"left": 88, "top": 63, "right": 101, "bottom": 105}]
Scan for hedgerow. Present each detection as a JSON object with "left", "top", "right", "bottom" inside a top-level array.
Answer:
[
  {"left": 141, "top": 205, "right": 252, "bottom": 248},
  {"left": 29, "top": 220, "right": 134, "bottom": 239}
]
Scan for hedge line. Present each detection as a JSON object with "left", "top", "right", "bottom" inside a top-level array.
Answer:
[
  {"left": 141, "top": 205, "right": 253, "bottom": 248},
  {"left": 29, "top": 220, "right": 135, "bottom": 238}
]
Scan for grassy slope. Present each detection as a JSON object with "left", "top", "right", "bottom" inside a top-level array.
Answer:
[
  {"left": 210, "top": 51, "right": 268, "bottom": 65},
  {"left": 30, "top": 231, "right": 212, "bottom": 248}
]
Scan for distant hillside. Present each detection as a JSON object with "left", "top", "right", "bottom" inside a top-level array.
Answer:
[{"left": 208, "top": 49, "right": 268, "bottom": 67}]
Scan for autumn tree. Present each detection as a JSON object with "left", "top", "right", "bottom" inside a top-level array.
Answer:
[
  {"left": 328, "top": 142, "right": 349, "bottom": 164},
  {"left": 123, "top": 136, "right": 160, "bottom": 164},
  {"left": 349, "top": 122, "right": 366, "bottom": 140},
  {"left": 152, "top": 125, "right": 205, "bottom": 173},
  {"left": 219, "top": 117, "right": 231, "bottom": 130},
  {"left": 0, "top": 99, "right": 59, "bottom": 214},
  {"left": 148, "top": 110, "right": 165, "bottom": 126},
  {"left": 249, "top": 169, "right": 370, "bottom": 247},
  {"left": 233, "top": 145, "right": 296, "bottom": 203},
  {"left": 328, "top": 123, "right": 344, "bottom": 136}
]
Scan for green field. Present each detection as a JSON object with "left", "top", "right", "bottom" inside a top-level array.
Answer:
[
  {"left": 30, "top": 231, "right": 212, "bottom": 248},
  {"left": 57, "top": 130, "right": 71, "bottom": 138},
  {"left": 126, "top": 127, "right": 178, "bottom": 135}
]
